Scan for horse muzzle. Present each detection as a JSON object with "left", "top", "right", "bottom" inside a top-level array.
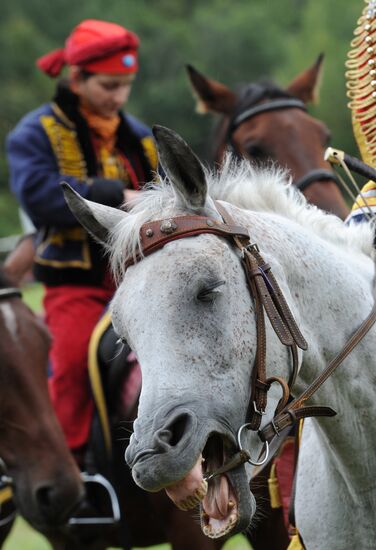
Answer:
[{"left": 125, "top": 406, "right": 255, "bottom": 538}]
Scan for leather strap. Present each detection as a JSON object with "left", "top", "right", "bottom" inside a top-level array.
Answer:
[
  {"left": 294, "top": 169, "right": 340, "bottom": 193},
  {"left": 215, "top": 201, "right": 305, "bottom": 430},
  {"left": 230, "top": 98, "right": 307, "bottom": 132},
  {"left": 260, "top": 275, "right": 376, "bottom": 444},
  {"left": 125, "top": 215, "right": 250, "bottom": 269},
  {"left": 0, "top": 288, "right": 22, "bottom": 300}
]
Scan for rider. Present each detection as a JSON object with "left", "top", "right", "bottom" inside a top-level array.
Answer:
[{"left": 6, "top": 19, "right": 158, "bottom": 464}]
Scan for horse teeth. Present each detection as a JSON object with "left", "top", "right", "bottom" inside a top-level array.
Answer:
[
  {"left": 195, "top": 481, "right": 208, "bottom": 500},
  {"left": 228, "top": 499, "right": 235, "bottom": 509},
  {"left": 203, "top": 524, "right": 212, "bottom": 535}
]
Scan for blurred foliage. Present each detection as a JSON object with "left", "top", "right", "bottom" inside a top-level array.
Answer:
[{"left": 0, "top": 0, "right": 363, "bottom": 236}]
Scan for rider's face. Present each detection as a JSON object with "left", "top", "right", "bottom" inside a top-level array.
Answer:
[{"left": 71, "top": 70, "right": 135, "bottom": 118}]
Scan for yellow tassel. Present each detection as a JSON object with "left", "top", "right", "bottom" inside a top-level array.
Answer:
[
  {"left": 268, "top": 463, "right": 282, "bottom": 509},
  {"left": 287, "top": 533, "right": 305, "bottom": 550},
  {"left": 0, "top": 486, "right": 13, "bottom": 506}
]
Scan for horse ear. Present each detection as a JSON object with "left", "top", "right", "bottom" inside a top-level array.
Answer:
[
  {"left": 186, "top": 64, "right": 237, "bottom": 115},
  {"left": 152, "top": 125, "right": 207, "bottom": 208},
  {"left": 61, "top": 183, "right": 128, "bottom": 245},
  {"left": 285, "top": 53, "right": 324, "bottom": 104}
]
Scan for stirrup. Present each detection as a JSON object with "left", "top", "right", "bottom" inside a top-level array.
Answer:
[{"left": 68, "top": 472, "right": 120, "bottom": 525}]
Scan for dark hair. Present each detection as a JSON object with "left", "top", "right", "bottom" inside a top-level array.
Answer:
[{"left": 78, "top": 69, "right": 95, "bottom": 80}]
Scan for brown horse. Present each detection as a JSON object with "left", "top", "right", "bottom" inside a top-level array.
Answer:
[
  {"left": 187, "top": 55, "right": 349, "bottom": 219},
  {"left": 0, "top": 268, "right": 83, "bottom": 545}
]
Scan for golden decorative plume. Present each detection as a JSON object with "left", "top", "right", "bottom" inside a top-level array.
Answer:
[{"left": 346, "top": 0, "right": 376, "bottom": 166}]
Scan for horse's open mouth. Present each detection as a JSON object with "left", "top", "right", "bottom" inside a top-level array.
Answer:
[{"left": 165, "top": 434, "right": 239, "bottom": 539}]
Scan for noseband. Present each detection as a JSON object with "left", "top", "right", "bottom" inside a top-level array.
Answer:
[{"left": 227, "top": 94, "right": 340, "bottom": 192}]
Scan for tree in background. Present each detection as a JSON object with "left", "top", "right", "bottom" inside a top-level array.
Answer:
[{"left": 0, "top": 0, "right": 362, "bottom": 236}]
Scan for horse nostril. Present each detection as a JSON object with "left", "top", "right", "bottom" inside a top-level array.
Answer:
[
  {"left": 35, "top": 484, "right": 55, "bottom": 515},
  {"left": 155, "top": 413, "right": 192, "bottom": 450},
  {"left": 158, "top": 429, "right": 173, "bottom": 443}
]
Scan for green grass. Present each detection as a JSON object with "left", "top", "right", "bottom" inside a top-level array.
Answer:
[
  {"left": 4, "top": 518, "right": 252, "bottom": 549},
  {"left": 22, "top": 282, "right": 43, "bottom": 312}
]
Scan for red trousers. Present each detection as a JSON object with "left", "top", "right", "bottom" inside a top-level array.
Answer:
[{"left": 44, "top": 285, "right": 113, "bottom": 450}]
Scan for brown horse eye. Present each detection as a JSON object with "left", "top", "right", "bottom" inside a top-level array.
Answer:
[{"left": 246, "top": 145, "right": 264, "bottom": 158}]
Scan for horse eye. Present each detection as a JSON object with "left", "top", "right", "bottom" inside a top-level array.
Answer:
[
  {"left": 197, "top": 281, "right": 225, "bottom": 303},
  {"left": 246, "top": 144, "right": 264, "bottom": 158}
]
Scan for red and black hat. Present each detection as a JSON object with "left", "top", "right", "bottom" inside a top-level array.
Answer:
[{"left": 37, "top": 19, "right": 139, "bottom": 77}]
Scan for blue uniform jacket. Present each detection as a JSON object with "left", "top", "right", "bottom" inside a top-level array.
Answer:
[{"left": 6, "top": 83, "right": 157, "bottom": 286}]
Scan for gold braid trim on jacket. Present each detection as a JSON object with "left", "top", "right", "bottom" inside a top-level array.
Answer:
[{"left": 40, "top": 115, "right": 88, "bottom": 179}]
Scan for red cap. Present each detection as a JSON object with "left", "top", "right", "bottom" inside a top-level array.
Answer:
[{"left": 36, "top": 19, "right": 139, "bottom": 77}]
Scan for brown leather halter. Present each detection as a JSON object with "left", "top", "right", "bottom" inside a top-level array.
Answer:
[
  {"left": 226, "top": 91, "right": 340, "bottom": 193},
  {"left": 125, "top": 203, "right": 376, "bottom": 474}
]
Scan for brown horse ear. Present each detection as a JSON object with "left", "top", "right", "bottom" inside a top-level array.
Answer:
[
  {"left": 286, "top": 54, "right": 324, "bottom": 104},
  {"left": 186, "top": 64, "right": 237, "bottom": 115}
]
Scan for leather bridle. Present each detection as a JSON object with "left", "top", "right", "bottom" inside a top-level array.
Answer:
[
  {"left": 0, "top": 288, "right": 22, "bottom": 301},
  {"left": 125, "top": 203, "right": 376, "bottom": 476},
  {"left": 226, "top": 96, "right": 340, "bottom": 193}
]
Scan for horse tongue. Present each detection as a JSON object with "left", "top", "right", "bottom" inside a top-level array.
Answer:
[
  {"left": 165, "top": 455, "right": 207, "bottom": 510},
  {"left": 203, "top": 474, "right": 230, "bottom": 519}
]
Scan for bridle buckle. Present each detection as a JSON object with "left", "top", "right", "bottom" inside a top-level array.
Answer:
[
  {"left": 241, "top": 242, "right": 259, "bottom": 258},
  {"left": 253, "top": 400, "right": 266, "bottom": 416}
]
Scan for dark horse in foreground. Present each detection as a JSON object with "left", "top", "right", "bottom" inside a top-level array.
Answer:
[
  {"left": 187, "top": 55, "right": 349, "bottom": 219},
  {"left": 0, "top": 268, "right": 83, "bottom": 546}
]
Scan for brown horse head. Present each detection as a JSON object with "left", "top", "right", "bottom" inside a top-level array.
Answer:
[
  {"left": 187, "top": 56, "right": 349, "bottom": 219},
  {"left": 0, "top": 271, "right": 83, "bottom": 532}
]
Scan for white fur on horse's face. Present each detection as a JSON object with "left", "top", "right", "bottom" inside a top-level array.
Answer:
[{"left": 112, "top": 233, "right": 256, "bottom": 423}]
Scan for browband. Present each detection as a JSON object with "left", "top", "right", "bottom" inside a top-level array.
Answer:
[
  {"left": 124, "top": 214, "right": 250, "bottom": 270},
  {"left": 230, "top": 98, "right": 307, "bottom": 132}
]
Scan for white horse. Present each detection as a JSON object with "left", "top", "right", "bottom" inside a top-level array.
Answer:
[{"left": 63, "top": 126, "right": 376, "bottom": 549}]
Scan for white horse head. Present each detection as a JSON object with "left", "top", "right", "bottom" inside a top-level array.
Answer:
[{"left": 64, "top": 126, "right": 376, "bottom": 547}]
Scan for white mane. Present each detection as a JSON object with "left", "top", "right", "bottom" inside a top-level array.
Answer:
[{"left": 108, "top": 154, "right": 375, "bottom": 282}]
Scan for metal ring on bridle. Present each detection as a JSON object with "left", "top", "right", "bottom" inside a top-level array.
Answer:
[{"left": 237, "top": 423, "right": 270, "bottom": 466}]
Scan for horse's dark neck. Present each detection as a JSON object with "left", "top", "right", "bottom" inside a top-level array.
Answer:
[{"left": 0, "top": 267, "right": 13, "bottom": 290}]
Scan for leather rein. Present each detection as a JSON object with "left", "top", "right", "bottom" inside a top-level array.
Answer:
[
  {"left": 0, "top": 288, "right": 22, "bottom": 300},
  {"left": 125, "top": 203, "right": 376, "bottom": 477},
  {"left": 227, "top": 97, "right": 339, "bottom": 193}
]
